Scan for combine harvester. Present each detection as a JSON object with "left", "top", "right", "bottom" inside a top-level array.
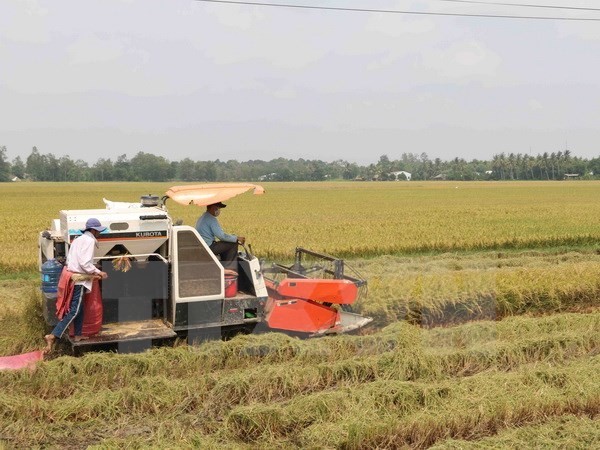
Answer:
[{"left": 36, "top": 183, "right": 372, "bottom": 353}]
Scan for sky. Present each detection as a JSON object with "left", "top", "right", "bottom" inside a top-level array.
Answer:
[{"left": 1, "top": 0, "right": 600, "bottom": 165}]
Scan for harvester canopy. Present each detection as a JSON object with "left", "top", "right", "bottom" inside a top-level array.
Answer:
[{"left": 165, "top": 183, "right": 265, "bottom": 207}]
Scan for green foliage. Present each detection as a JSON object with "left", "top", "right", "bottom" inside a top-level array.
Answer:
[
  {"left": 129, "top": 151, "right": 173, "bottom": 181},
  {"left": 4, "top": 145, "right": 599, "bottom": 181},
  {"left": 0, "top": 146, "right": 10, "bottom": 182},
  {"left": 24, "top": 146, "right": 90, "bottom": 182},
  {"left": 10, "top": 156, "right": 25, "bottom": 179}
]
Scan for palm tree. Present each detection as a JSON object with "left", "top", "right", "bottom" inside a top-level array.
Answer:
[
  {"left": 542, "top": 153, "right": 550, "bottom": 180},
  {"left": 492, "top": 154, "right": 504, "bottom": 180},
  {"left": 527, "top": 155, "right": 535, "bottom": 180},
  {"left": 508, "top": 153, "right": 516, "bottom": 180},
  {"left": 550, "top": 152, "right": 557, "bottom": 179},
  {"left": 515, "top": 153, "right": 523, "bottom": 180},
  {"left": 563, "top": 149, "right": 572, "bottom": 175}
]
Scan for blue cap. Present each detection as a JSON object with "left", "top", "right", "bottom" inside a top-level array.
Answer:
[{"left": 83, "top": 218, "right": 107, "bottom": 233}]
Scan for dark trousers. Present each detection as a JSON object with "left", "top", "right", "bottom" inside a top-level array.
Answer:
[
  {"left": 51, "top": 284, "right": 85, "bottom": 338},
  {"left": 210, "top": 241, "right": 238, "bottom": 270}
]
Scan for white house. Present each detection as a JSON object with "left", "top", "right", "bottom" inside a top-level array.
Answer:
[
  {"left": 390, "top": 171, "right": 412, "bottom": 181},
  {"left": 258, "top": 173, "right": 277, "bottom": 181}
]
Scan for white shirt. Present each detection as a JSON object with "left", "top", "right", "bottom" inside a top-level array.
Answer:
[{"left": 66, "top": 231, "right": 101, "bottom": 291}]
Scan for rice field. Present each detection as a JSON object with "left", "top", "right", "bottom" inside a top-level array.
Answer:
[
  {"left": 1, "top": 307, "right": 599, "bottom": 448},
  {"left": 1, "top": 180, "right": 599, "bottom": 272},
  {"left": 0, "top": 181, "right": 599, "bottom": 448}
]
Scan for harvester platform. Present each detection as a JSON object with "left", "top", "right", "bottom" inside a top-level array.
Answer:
[{"left": 67, "top": 319, "right": 176, "bottom": 348}]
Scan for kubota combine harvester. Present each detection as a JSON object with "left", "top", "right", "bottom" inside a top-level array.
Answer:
[{"left": 38, "top": 184, "right": 372, "bottom": 352}]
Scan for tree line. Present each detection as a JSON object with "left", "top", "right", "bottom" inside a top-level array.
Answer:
[{"left": 0, "top": 145, "right": 598, "bottom": 182}]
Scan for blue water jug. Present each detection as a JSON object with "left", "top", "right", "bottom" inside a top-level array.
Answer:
[{"left": 41, "top": 259, "right": 63, "bottom": 294}]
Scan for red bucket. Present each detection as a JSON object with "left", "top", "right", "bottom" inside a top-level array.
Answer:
[{"left": 224, "top": 274, "right": 238, "bottom": 298}]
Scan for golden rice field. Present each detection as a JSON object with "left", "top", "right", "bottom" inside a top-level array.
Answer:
[
  {"left": 0, "top": 181, "right": 599, "bottom": 272},
  {"left": 0, "top": 181, "right": 599, "bottom": 448}
]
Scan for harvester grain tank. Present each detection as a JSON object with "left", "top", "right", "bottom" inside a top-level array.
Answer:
[{"left": 38, "top": 184, "right": 372, "bottom": 351}]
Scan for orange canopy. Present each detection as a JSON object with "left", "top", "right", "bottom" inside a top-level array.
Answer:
[{"left": 165, "top": 183, "right": 265, "bottom": 207}]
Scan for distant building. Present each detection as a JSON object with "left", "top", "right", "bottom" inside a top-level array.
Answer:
[
  {"left": 389, "top": 171, "right": 412, "bottom": 181},
  {"left": 563, "top": 173, "right": 580, "bottom": 180},
  {"left": 258, "top": 173, "right": 277, "bottom": 181},
  {"left": 432, "top": 174, "right": 447, "bottom": 181},
  {"left": 11, "top": 176, "right": 21, "bottom": 182}
]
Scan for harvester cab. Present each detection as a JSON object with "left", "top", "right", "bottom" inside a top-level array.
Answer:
[{"left": 38, "top": 184, "right": 372, "bottom": 352}]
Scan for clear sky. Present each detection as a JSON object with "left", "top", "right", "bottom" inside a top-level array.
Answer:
[{"left": 1, "top": 0, "right": 599, "bottom": 164}]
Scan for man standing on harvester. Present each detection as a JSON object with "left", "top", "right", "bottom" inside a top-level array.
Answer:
[
  {"left": 196, "top": 202, "right": 245, "bottom": 271},
  {"left": 43, "top": 218, "right": 108, "bottom": 353}
]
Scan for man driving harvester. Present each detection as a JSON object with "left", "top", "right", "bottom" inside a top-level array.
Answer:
[{"left": 195, "top": 202, "right": 245, "bottom": 271}]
